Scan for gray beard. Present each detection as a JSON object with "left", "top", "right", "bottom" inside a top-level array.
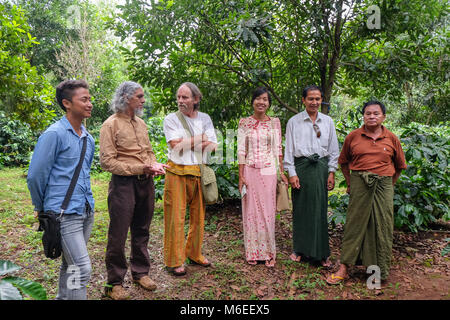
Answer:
[{"left": 134, "top": 108, "right": 144, "bottom": 117}]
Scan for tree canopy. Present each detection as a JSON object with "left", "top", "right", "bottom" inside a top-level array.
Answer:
[{"left": 113, "top": 0, "right": 448, "bottom": 127}]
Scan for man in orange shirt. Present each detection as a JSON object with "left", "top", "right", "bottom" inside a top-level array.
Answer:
[
  {"left": 100, "top": 81, "right": 169, "bottom": 299},
  {"left": 327, "top": 100, "right": 407, "bottom": 285}
]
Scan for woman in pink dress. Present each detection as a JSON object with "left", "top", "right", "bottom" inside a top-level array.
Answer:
[{"left": 237, "top": 87, "right": 288, "bottom": 267}]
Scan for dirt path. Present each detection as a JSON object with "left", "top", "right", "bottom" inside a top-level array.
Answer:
[
  {"left": 1, "top": 198, "right": 449, "bottom": 300},
  {"left": 86, "top": 201, "right": 450, "bottom": 300}
]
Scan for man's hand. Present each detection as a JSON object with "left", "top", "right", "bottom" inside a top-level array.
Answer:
[
  {"left": 327, "top": 172, "right": 335, "bottom": 191},
  {"left": 289, "top": 175, "right": 301, "bottom": 189},
  {"left": 143, "top": 162, "right": 170, "bottom": 176}
]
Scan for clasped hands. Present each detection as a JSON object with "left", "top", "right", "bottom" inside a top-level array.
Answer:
[{"left": 143, "top": 162, "right": 170, "bottom": 176}]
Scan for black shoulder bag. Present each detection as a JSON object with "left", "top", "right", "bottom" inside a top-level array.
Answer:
[{"left": 38, "top": 137, "right": 87, "bottom": 259}]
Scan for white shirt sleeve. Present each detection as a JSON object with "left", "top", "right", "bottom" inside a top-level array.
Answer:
[
  {"left": 202, "top": 113, "right": 218, "bottom": 144},
  {"left": 283, "top": 118, "right": 297, "bottom": 177},
  {"left": 327, "top": 118, "right": 339, "bottom": 172},
  {"left": 163, "top": 113, "right": 185, "bottom": 143}
]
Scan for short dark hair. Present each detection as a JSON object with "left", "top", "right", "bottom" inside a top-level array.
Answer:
[
  {"left": 56, "top": 80, "right": 89, "bottom": 111},
  {"left": 361, "top": 100, "right": 386, "bottom": 115},
  {"left": 251, "top": 87, "right": 272, "bottom": 106},
  {"left": 302, "top": 85, "right": 323, "bottom": 98}
]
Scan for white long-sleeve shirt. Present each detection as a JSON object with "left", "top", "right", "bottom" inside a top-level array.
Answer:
[{"left": 283, "top": 110, "right": 339, "bottom": 177}]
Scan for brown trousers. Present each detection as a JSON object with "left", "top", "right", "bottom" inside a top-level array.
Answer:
[{"left": 105, "top": 174, "right": 155, "bottom": 285}]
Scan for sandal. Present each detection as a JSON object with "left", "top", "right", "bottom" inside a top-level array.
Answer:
[
  {"left": 247, "top": 260, "right": 257, "bottom": 265},
  {"left": 290, "top": 252, "right": 301, "bottom": 262},
  {"left": 326, "top": 273, "right": 348, "bottom": 285},
  {"left": 188, "top": 257, "right": 211, "bottom": 267},
  {"left": 167, "top": 265, "right": 186, "bottom": 276}
]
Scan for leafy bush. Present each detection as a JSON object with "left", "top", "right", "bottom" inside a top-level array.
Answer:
[
  {"left": 328, "top": 193, "right": 349, "bottom": 226},
  {"left": 0, "top": 111, "right": 36, "bottom": 168},
  {"left": 394, "top": 123, "right": 449, "bottom": 231},
  {"left": 147, "top": 116, "right": 168, "bottom": 201},
  {"left": 0, "top": 4, "right": 56, "bottom": 132}
]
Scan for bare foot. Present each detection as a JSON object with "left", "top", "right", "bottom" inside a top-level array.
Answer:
[
  {"left": 321, "top": 258, "right": 332, "bottom": 269},
  {"left": 290, "top": 253, "right": 301, "bottom": 262},
  {"left": 265, "top": 259, "right": 276, "bottom": 267}
]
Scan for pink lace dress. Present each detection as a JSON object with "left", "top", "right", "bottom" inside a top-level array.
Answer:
[{"left": 237, "top": 116, "right": 282, "bottom": 262}]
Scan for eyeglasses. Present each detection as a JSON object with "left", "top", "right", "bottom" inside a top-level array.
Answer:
[{"left": 313, "top": 123, "right": 321, "bottom": 138}]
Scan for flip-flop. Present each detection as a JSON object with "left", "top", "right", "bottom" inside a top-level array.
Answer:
[{"left": 326, "top": 273, "right": 348, "bottom": 285}]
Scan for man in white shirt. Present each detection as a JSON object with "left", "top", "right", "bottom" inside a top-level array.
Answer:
[
  {"left": 163, "top": 82, "right": 217, "bottom": 276},
  {"left": 283, "top": 85, "right": 339, "bottom": 267}
]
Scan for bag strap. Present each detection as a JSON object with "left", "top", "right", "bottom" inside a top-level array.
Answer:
[
  {"left": 175, "top": 111, "right": 204, "bottom": 166},
  {"left": 59, "top": 136, "right": 87, "bottom": 216}
]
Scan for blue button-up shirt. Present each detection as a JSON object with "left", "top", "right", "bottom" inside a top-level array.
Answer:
[{"left": 27, "top": 116, "right": 95, "bottom": 214}]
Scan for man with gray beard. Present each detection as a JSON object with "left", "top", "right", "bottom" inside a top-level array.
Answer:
[
  {"left": 99, "top": 81, "right": 169, "bottom": 300},
  {"left": 162, "top": 82, "right": 217, "bottom": 276}
]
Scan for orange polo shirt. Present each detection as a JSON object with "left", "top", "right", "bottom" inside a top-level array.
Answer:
[{"left": 338, "top": 125, "right": 407, "bottom": 176}]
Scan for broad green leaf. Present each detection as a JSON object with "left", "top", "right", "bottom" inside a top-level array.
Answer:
[
  {"left": 2, "top": 277, "right": 47, "bottom": 300},
  {"left": 0, "top": 280, "right": 22, "bottom": 300},
  {"left": 0, "top": 260, "right": 21, "bottom": 276}
]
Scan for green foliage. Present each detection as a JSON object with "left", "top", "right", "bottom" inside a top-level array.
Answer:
[
  {"left": 0, "top": 111, "right": 36, "bottom": 168},
  {"left": 112, "top": 0, "right": 379, "bottom": 124},
  {"left": 212, "top": 163, "right": 240, "bottom": 200},
  {"left": 113, "top": 0, "right": 447, "bottom": 126},
  {"left": 146, "top": 116, "right": 168, "bottom": 200},
  {"left": 394, "top": 123, "right": 449, "bottom": 232},
  {"left": 343, "top": 0, "right": 449, "bottom": 125},
  {"left": 0, "top": 4, "right": 56, "bottom": 131},
  {"left": 328, "top": 193, "right": 349, "bottom": 226},
  {"left": 10, "top": 0, "right": 80, "bottom": 74},
  {"left": 334, "top": 108, "right": 363, "bottom": 145},
  {"left": 0, "top": 260, "right": 47, "bottom": 300}
]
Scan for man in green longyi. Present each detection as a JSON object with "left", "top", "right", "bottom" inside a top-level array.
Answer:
[
  {"left": 284, "top": 85, "right": 339, "bottom": 267},
  {"left": 327, "top": 100, "right": 407, "bottom": 285}
]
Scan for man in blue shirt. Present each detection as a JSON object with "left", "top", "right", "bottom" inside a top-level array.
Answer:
[{"left": 27, "top": 80, "right": 95, "bottom": 300}]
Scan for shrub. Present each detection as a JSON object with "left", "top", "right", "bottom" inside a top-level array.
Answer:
[
  {"left": 0, "top": 111, "right": 36, "bottom": 168},
  {"left": 394, "top": 122, "right": 449, "bottom": 231}
]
